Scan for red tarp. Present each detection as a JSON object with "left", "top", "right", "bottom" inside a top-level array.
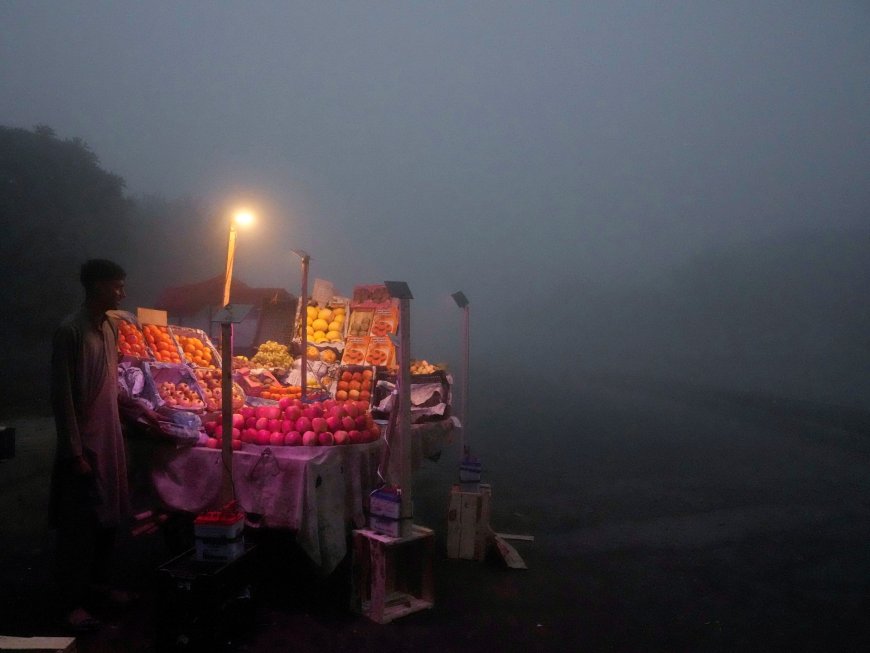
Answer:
[{"left": 155, "top": 275, "right": 294, "bottom": 316}]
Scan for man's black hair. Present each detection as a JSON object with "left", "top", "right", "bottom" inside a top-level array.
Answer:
[{"left": 80, "top": 259, "right": 126, "bottom": 293}]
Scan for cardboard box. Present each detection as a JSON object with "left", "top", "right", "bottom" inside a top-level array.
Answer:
[
  {"left": 365, "top": 336, "right": 395, "bottom": 368},
  {"left": 369, "top": 487, "right": 402, "bottom": 519},
  {"left": 369, "top": 306, "right": 398, "bottom": 337},
  {"left": 342, "top": 336, "right": 370, "bottom": 366}
]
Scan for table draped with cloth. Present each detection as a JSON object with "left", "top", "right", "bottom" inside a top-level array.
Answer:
[{"left": 149, "top": 419, "right": 457, "bottom": 574}]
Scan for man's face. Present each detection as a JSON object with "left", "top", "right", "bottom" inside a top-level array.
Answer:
[{"left": 93, "top": 278, "right": 126, "bottom": 311}]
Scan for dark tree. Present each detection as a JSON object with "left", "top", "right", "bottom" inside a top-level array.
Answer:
[{"left": 0, "top": 125, "right": 134, "bottom": 411}]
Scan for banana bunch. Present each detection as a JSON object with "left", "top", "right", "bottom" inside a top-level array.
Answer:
[
  {"left": 410, "top": 359, "right": 438, "bottom": 375},
  {"left": 251, "top": 341, "right": 294, "bottom": 369}
]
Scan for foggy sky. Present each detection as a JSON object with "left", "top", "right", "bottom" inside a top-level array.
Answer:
[{"left": 2, "top": 1, "right": 868, "bottom": 387}]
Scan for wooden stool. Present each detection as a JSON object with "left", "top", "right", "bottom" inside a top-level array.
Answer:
[
  {"left": 351, "top": 525, "right": 435, "bottom": 624},
  {"left": 446, "top": 483, "right": 492, "bottom": 560}
]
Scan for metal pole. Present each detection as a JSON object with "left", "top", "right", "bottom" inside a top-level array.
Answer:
[
  {"left": 220, "top": 320, "right": 234, "bottom": 504},
  {"left": 461, "top": 303, "right": 470, "bottom": 456},
  {"left": 222, "top": 226, "right": 237, "bottom": 309},
  {"left": 299, "top": 255, "right": 309, "bottom": 400},
  {"left": 397, "top": 295, "right": 413, "bottom": 536}
]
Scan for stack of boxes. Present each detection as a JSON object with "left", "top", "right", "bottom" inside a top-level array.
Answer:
[{"left": 193, "top": 502, "right": 245, "bottom": 562}]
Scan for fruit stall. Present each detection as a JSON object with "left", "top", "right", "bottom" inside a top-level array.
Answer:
[{"left": 119, "top": 282, "right": 457, "bottom": 573}]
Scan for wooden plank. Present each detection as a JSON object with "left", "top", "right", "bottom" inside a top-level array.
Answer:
[
  {"left": 474, "top": 484, "right": 492, "bottom": 560},
  {"left": 494, "top": 533, "right": 535, "bottom": 542},
  {"left": 0, "top": 636, "right": 76, "bottom": 652},
  {"left": 458, "top": 493, "right": 477, "bottom": 559},
  {"left": 446, "top": 487, "right": 462, "bottom": 558},
  {"left": 137, "top": 307, "right": 167, "bottom": 326},
  {"left": 493, "top": 534, "right": 527, "bottom": 569},
  {"left": 369, "top": 539, "right": 387, "bottom": 624}
]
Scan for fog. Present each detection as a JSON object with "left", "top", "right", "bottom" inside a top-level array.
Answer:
[{"left": 1, "top": 1, "right": 868, "bottom": 415}]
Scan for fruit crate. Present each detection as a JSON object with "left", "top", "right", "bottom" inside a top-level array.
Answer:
[
  {"left": 142, "top": 323, "right": 184, "bottom": 364},
  {"left": 117, "top": 317, "right": 152, "bottom": 360},
  {"left": 146, "top": 361, "right": 208, "bottom": 413},
  {"left": 170, "top": 325, "right": 221, "bottom": 369}
]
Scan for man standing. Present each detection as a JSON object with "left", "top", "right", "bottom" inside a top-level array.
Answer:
[{"left": 50, "top": 259, "right": 133, "bottom": 631}]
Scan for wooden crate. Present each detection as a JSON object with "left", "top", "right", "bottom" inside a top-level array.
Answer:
[
  {"left": 0, "top": 636, "right": 76, "bottom": 652},
  {"left": 351, "top": 526, "right": 435, "bottom": 624},
  {"left": 446, "top": 483, "right": 492, "bottom": 560}
]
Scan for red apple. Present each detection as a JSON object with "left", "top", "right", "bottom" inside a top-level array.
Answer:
[
  {"left": 310, "top": 404, "right": 323, "bottom": 418},
  {"left": 232, "top": 414, "right": 244, "bottom": 429},
  {"left": 345, "top": 403, "right": 360, "bottom": 419},
  {"left": 231, "top": 439, "right": 242, "bottom": 450},
  {"left": 204, "top": 421, "right": 217, "bottom": 436},
  {"left": 206, "top": 437, "right": 220, "bottom": 449},
  {"left": 326, "top": 415, "right": 341, "bottom": 432},
  {"left": 368, "top": 426, "right": 381, "bottom": 441},
  {"left": 312, "top": 417, "right": 327, "bottom": 433},
  {"left": 284, "top": 431, "right": 302, "bottom": 446},
  {"left": 348, "top": 430, "right": 363, "bottom": 444},
  {"left": 318, "top": 431, "right": 334, "bottom": 446},
  {"left": 255, "top": 417, "right": 268, "bottom": 431},
  {"left": 333, "top": 430, "right": 348, "bottom": 445},
  {"left": 354, "top": 414, "right": 368, "bottom": 430},
  {"left": 284, "top": 406, "right": 302, "bottom": 422},
  {"left": 256, "top": 429, "right": 271, "bottom": 445},
  {"left": 295, "top": 416, "right": 312, "bottom": 433},
  {"left": 302, "top": 430, "right": 318, "bottom": 446},
  {"left": 332, "top": 405, "right": 348, "bottom": 419},
  {"left": 269, "top": 431, "right": 284, "bottom": 446},
  {"left": 240, "top": 406, "right": 255, "bottom": 420},
  {"left": 245, "top": 416, "right": 257, "bottom": 429},
  {"left": 356, "top": 401, "right": 369, "bottom": 413},
  {"left": 232, "top": 427, "right": 240, "bottom": 439},
  {"left": 255, "top": 406, "right": 270, "bottom": 419},
  {"left": 280, "top": 419, "right": 293, "bottom": 433},
  {"left": 302, "top": 407, "right": 316, "bottom": 421},
  {"left": 267, "top": 418, "right": 281, "bottom": 432},
  {"left": 243, "top": 428, "right": 257, "bottom": 443},
  {"left": 278, "top": 397, "right": 292, "bottom": 411}
]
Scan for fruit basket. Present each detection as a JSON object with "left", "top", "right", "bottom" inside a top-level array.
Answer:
[
  {"left": 170, "top": 326, "right": 220, "bottom": 369},
  {"left": 334, "top": 366, "right": 375, "bottom": 405}
]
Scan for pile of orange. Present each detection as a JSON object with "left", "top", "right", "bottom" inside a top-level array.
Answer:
[
  {"left": 261, "top": 384, "right": 302, "bottom": 401},
  {"left": 143, "top": 324, "right": 182, "bottom": 363},
  {"left": 335, "top": 368, "right": 373, "bottom": 403},
  {"left": 118, "top": 320, "right": 148, "bottom": 358},
  {"left": 176, "top": 334, "right": 216, "bottom": 368}
]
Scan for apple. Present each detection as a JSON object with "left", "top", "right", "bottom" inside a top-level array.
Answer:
[
  {"left": 333, "top": 430, "right": 348, "bottom": 445},
  {"left": 204, "top": 421, "right": 217, "bottom": 436},
  {"left": 348, "top": 430, "right": 363, "bottom": 444},
  {"left": 240, "top": 406, "right": 255, "bottom": 420},
  {"left": 284, "top": 406, "right": 302, "bottom": 422},
  {"left": 331, "top": 406, "right": 347, "bottom": 420},
  {"left": 243, "top": 428, "right": 257, "bottom": 443},
  {"left": 341, "top": 416, "right": 355, "bottom": 432},
  {"left": 232, "top": 427, "right": 241, "bottom": 439},
  {"left": 354, "top": 415, "right": 368, "bottom": 430},
  {"left": 368, "top": 426, "right": 381, "bottom": 441},
  {"left": 326, "top": 415, "right": 341, "bottom": 432},
  {"left": 245, "top": 416, "right": 257, "bottom": 429},
  {"left": 302, "top": 407, "right": 316, "bottom": 421},
  {"left": 205, "top": 437, "right": 220, "bottom": 449},
  {"left": 254, "top": 417, "right": 268, "bottom": 431},
  {"left": 310, "top": 405, "right": 323, "bottom": 419},
  {"left": 284, "top": 431, "right": 302, "bottom": 446},
  {"left": 278, "top": 397, "right": 292, "bottom": 411},
  {"left": 302, "top": 430, "right": 318, "bottom": 446},
  {"left": 257, "top": 429, "right": 272, "bottom": 445},
  {"left": 231, "top": 439, "right": 242, "bottom": 450},
  {"left": 295, "top": 416, "right": 312, "bottom": 433},
  {"left": 266, "top": 406, "right": 281, "bottom": 420},
  {"left": 255, "top": 406, "right": 270, "bottom": 419},
  {"left": 356, "top": 400, "right": 369, "bottom": 413},
  {"left": 318, "top": 431, "right": 334, "bottom": 446},
  {"left": 267, "top": 418, "right": 281, "bottom": 432},
  {"left": 232, "top": 414, "right": 244, "bottom": 429},
  {"left": 281, "top": 419, "right": 293, "bottom": 433},
  {"left": 345, "top": 403, "right": 360, "bottom": 419},
  {"left": 269, "top": 432, "right": 284, "bottom": 446},
  {"left": 311, "top": 417, "right": 327, "bottom": 433}
]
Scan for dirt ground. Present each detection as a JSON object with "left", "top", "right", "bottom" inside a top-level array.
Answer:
[{"left": 2, "top": 379, "right": 870, "bottom": 652}]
